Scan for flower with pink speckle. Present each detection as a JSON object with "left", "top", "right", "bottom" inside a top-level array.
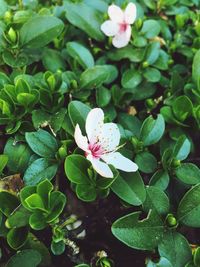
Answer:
[
  {"left": 101, "top": 3, "right": 137, "bottom": 48},
  {"left": 74, "top": 108, "right": 138, "bottom": 178}
]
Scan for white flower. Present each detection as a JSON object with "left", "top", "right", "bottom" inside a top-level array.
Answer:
[
  {"left": 101, "top": 3, "right": 137, "bottom": 48},
  {"left": 74, "top": 108, "right": 138, "bottom": 178}
]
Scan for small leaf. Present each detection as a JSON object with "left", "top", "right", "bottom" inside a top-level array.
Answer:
[
  {"left": 25, "top": 129, "right": 58, "bottom": 158},
  {"left": 143, "top": 186, "right": 170, "bottom": 215},
  {"left": 175, "top": 163, "right": 200, "bottom": 185},
  {"left": 7, "top": 227, "right": 29, "bottom": 250},
  {"left": 111, "top": 172, "right": 146, "bottom": 205},
  {"left": 20, "top": 16, "right": 64, "bottom": 48},
  {"left": 67, "top": 41, "right": 94, "bottom": 69},
  {"left": 121, "top": 70, "right": 142, "bottom": 89},
  {"left": 141, "top": 20, "right": 161, "bottom": 38},
  {"left": 4, "top": 138, "right": 33, "bottom": 173},
  {"left": 140, "top": 115, "right": 165, "bottom": 146},
  {"left": 177, "top": 183, "right": 200, "bottom": 227},
  {"left": 23, "top": 158, "right": 58, "bottom": 186},
  {"left": 158, "top": 231, "right": 192, "bottom": 267},
  {"left": 135, "top": 152, "right": 157, "bottom": 174},
  {"left": 112, "top": 210, "right": 164, "bottom": 250},
  {"left": 65, "top": 155, "right": 90, "bottom": 184},
  {"left": 6, "top": 249, "right": 41, "bottom": 267}
]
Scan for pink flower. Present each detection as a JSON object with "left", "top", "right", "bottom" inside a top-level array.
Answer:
[
  {"left": 74, "top": 108, "right": 138, "bottom": 178},
  {"left": 101, "top": 3, "right": 137, "bottom": 48}
]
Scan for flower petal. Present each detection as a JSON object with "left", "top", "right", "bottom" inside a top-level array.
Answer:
[
  {"left": 86, "top": 108, "right": 104, "bottom": 144},
  {"left": 124, "top": 2, "right": 137, "bottom": 24},
  {"left": 87, "top": 154, "right": 113, "bottom": 178},
  {"left": 101, "top": 20, "right": 119, "bottom": 36},
  {"left": 99, "top": 123, "right": 120, "bottom": 152},
  {"left": 74, "top": 124, "right": 89, "bottom": 152},
  {"left": 112, "top": 25, "right": 131, "bottom": 48},
  {"left": 108, "top": 4, "right": 124, "bottom": 23},
  {"left": 101, "top": 152, "right": 138, "bottom": 172}
]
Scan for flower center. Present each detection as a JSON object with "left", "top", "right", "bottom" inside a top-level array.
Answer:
[
  {"left": 119, "top": 22, "right": 128, "bottom": 33},
  {"left": 87, "top": 143, "right": 104, "bottom": 159}
]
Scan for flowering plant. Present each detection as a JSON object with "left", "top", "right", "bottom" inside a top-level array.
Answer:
[{"left": 0, "top": 0, "right": 199, "bottom": 266}]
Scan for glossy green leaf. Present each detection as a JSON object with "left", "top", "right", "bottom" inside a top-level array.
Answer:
[
  {"left": 20, "top": 16, "right": 64, "bottom": 48},
  {"left": 112, "top": 210, "right": 164, "bottom": 250},
  {"left": 111, "top": 172, "right": 146, "bottom": 205},
  {"left": 65, "top": 155, "right": 90, "bottom": 184},
  {"left": 177, "top": 183, "right": 200, "bottom": 227},
  {"left": 67, "top": 41, "right": 94, "bottom": 69},
  {"left": 25, "top": 129, "right": 58, "bottom": 158},
  {"left": 6, "top": 249, "right": 41, "bottom": 267},
  {"left": 23, "top": 158, "right": 58, "bottom": 185},
  {"left": 158, "top": 231, "right": 192, "bottom": 267},
  {"left": 140, "top": 115, "right": 165, "bottom": 146}
]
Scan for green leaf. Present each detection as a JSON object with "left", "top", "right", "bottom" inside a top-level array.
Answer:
[
  {"left": 177, "top": 183, "right": 200, "bottom": 227},
  {"left": 7, "top": 227, "right": 29, "bottom": 249},
  {"left": 25, "top": 129, "right": 58, "bottom": 158},
  {"left": 29, "top": 212, "right": 47, "bottom": 230},
  {"left": 149, "top": 170, "right": 170, "bottom": 191},
  {"left": 0, "top": 192, "right": 19, "bottom": 217},
  {"left": 51, "top": 240, "right": 65, "bottom": 255},
  {"left": 194, "top": 247, "right": 200, "bottom": 266},
  {"left": 47, "top": 191, "right": 66, "bottom": 222},
  {"left": 121, "top": 70, "right": 142, "bottom": 89},
  {"left": 37, "top": 179, "right": 53, "bottom": 208},
  {"left": 107, "top": 46, "right": 145, "bottom": 62},
  {"left": 192, "top": 49, "right": 200, "bottom": 86},
  {"left": 143, "top": 186, "right": 170, "bottom": 215},
  {"left": 65, "top": 155, "right": 90, "bottom": 184},
  {"left": 0, "top": 154, "right": 8, "bottom": 174},
  {"left": 143, "top": 67, "right": 161, "bottom": 83},
  {"left": 23, "top": 158, "right": 58, "bottom": 186},
  {"left": 173, "top": 135, "right": 191, "bottom": 160},
  {"left": 135, "top": 152, "right": 157, "bottom": 174},
  {"left": 175, "top": 163, "right": 200, "bottom": 185},
  {"left": 42, "top": 48, "right": 66, "bottom": 72},
  {"left": 158, "top": 231, "right": 192, "bottom": 267},
  {"left": 172, "top": 96, "right": 193, "bottom": 122},
  {"left": 111, "top": 172, "right": 146, "bottom": 205},
  {"left": 80, "top": 65, "right": 118, "bottom": 90},
  {"left": 67, "top": 41, "right": 94, "bottom": 69},
  {"left": 20, "top": 15, "right": 64, "bottom": 48},
  {"left": 118, "top": 113, "right": 142, "bottom": 137},
  {"left": 6, "top": 205, "right": 31, "bottom": 228},
  {"left": 68, "top": 100, "right": 91, "bottom": 131},
  {"left": 76, "top": 184, "right": 96, "bottom": 202},
  {"left": 6, "top": 249, "right": 41, "bottom": 267},
  {"left": 4, "top": 138, "right": 33, "bottom": 173},
  {"left": 145, "top": 42, "right": 160, "bottom": 65},
  {"left": 64, "top": 1, "right": 104, "bottom": 41},
  {"left": 112, "top": 210, "right": 164, "bottom": 250},
  {"left": 96, "top": 86, "right": 111, "bottom": 107},
  {"left": 141, "top": 20, "right": 161, "bottom": 38},
  {"left": 140, "top": 115, "right": 165, "bottom": 146},
  {"left": 25, "top": 194, "right": 45, "bottom": 211}
]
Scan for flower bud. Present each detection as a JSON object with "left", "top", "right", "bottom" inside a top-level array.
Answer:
[
  {"left": 145, "top": 98, "right": 156, "bottom": 109},
  {"left": 7, "top": 27, "right": 17, "bottom": 43},
  {"left": 47, "top": 75, "right": 56, "bottom": 91},
  {"left": 166, "top": 214, "right": 178, "bottom": 228},
  {"left": 142, "top": 61, "right": 149, "bottom": 68},
  {"left": 135, "top": 18, "right": 143, "bottom": 30},
  {"left": 58, "top": 147, "right": 67, "bottom": 160},
  {"left": 87, "top": 168, "right": 94, "bottom": 179},
  {"left": 4, "top": 11, "right": 12, "bottom": 23},
  {"left": 171, "top": 159, "right": 181, "bottom": 168},
  {"left": 195, "top": 22, "right": 200, "bottom": 36},
  {"left": 70, "top": 79, "right": 78, "bottom": 90}
]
